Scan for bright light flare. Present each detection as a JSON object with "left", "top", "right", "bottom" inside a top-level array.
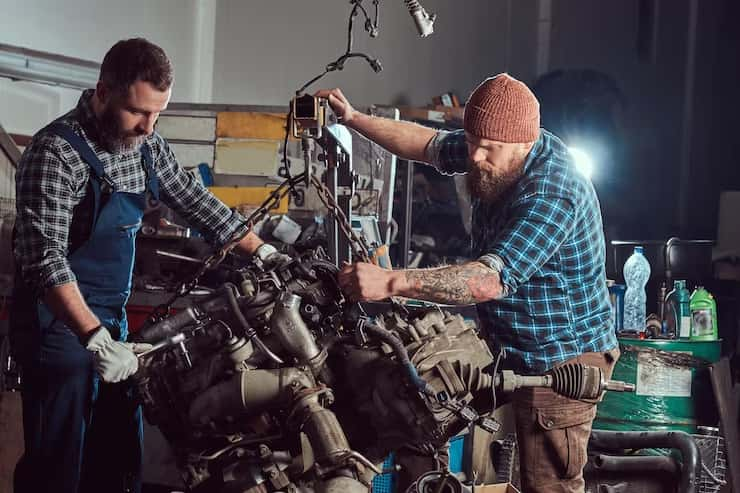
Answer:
[{"left": 568, "top": 147, "right": 594, "bottom": 180}]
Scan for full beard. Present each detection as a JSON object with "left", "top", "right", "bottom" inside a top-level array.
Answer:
[
  {"left": 97, "top": 104, "right": 146, "bottom": 153},
  {"left": 467, "top": 161, "right": 525, "bottom": 205}
]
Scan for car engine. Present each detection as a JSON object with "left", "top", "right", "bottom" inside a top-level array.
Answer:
[{"left": 132, "top": 246, "right": 632, "bottom": 493}]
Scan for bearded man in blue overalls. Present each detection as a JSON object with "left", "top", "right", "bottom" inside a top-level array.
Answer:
[{"left": 10, "top": 38, "right": 285, "bottom": 493}]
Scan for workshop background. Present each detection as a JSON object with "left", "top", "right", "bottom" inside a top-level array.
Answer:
[
  {"left": 2, "top": 0, "right": 740, "bottom": 242},
  {"left": 1, "top": 1, "right": 740, "bottom": 493}
]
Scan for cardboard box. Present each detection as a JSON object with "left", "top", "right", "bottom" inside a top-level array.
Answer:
[
  {"left": 208, "top": 186, "right": 289, "bottom": 214},
  {"left": 398, "top": 106, "right": 447, "bottom": 123},
  {"left": 398, "top": 105, "right": 465, "bottom": 125},
  {"left": 474, "top": 483, "right": 521, "bottom": 493}
]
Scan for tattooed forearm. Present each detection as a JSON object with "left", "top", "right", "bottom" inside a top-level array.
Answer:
[{"left": 403, "top": 261, "right": 504, "bottom": 304}]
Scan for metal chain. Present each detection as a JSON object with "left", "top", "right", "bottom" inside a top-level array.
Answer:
[
  {"left": 309, "top": 174, "right": 371, "bottom": 263},
  {"left": 310, "top": 173, "right": 409, "bottom": 314},
  {"left": 148, "top": 174, "right": 305, "bottom": 320},
  {"left": 148, "top": 170, "right": 375, "bottom": 321}
]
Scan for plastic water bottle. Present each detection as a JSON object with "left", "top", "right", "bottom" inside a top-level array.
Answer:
[{"left": 623, "top": 246, "right": 651, "bottom": 331}]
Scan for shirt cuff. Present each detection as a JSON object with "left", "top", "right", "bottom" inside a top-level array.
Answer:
[
  {"left": 212, "top": 210, "right": 250, "bottom": 247},
  {"left": 424, "top": 130, "right": 450, "bottom": 167},
  {"left": 476, "top": 253, "right": 511, "bottom": 297},
  {"left": 30, "top": 258, "right": 77, "bottom": 294}
]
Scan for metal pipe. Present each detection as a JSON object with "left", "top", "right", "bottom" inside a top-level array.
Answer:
[
  {"left": 589, "top": 430, "right": 700, "bottom": 493},
  {"left": 134, "top": 306, "right": 200, "bottom": 343},
  {"left": 402, "top": 159, "right": 413, "bottom": 268},
  {"left": 270, "top": 292, "right": 325, "bottom": 370},
  {"left": 187, "top": 367, "right": 313, "bottom": 424},
  {"left": 677, "top": 0, "right": 699, "bottom": 233},
  {"left": 593, "top": 454, "right": 679, "bottom": 475}
]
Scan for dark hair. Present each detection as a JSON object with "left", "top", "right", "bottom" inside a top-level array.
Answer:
[{"left": 99, "top": 38, "right": 173, "bottom": 94}]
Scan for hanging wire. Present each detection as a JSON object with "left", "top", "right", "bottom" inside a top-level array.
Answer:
[{"left": 295, "top": 0, "right": 382, "bottom": 96}]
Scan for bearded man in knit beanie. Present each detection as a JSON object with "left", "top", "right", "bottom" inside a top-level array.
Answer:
[{"left": 317, "top": 74, "right": 618, "bottom": 493}]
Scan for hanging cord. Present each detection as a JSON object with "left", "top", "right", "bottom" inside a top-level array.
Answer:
[{"left": 295, "top": 0, "right": 382, "bottom": 95}]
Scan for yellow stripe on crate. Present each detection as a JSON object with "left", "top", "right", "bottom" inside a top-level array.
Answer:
[
  {"left": 216, "top": 112, "right": 291, "bottom": 140},
  {"left": 208, "top": 186, "right": 288, "bottom": 214}
]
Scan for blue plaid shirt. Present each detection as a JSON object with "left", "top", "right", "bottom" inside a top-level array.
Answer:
[{"left": 428, "top": 128, "right": 617, "bottom": 373}]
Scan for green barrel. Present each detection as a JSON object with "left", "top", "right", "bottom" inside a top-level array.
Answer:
[{"left": 594, "top": 338, "right": 721, "bottom": 433}]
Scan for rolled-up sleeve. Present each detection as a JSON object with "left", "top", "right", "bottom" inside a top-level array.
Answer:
[
  {"left": 425, "top": 129, "right": 470, "bottom": 175},
  {"left": 478, "top": 190, "right": 576, "bottom": 296},
  {"left": 14, "top": 137, "right": 79, "bottom": 292},
  {"left": 152, "top": 135, "right": 248, "bottom": 246}
]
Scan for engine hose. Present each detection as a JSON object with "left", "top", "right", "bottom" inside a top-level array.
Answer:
[
  {"left": 307, "top": 259, "right": 340, "bottom": 275},
  {"left": 589, "top": 430, "right": 700, "bottom": 493},
  {"left": 293, "top": 258, "right": 339, "bottom": 281},
  {"left": 222, "top": 283, "right": 253, "bottom": 333},
  {"left": 222, "top": 283, "right": 284, "bottom": 365},
  {"left": 362, "top": 322, "right": 434, "bottom": 396},
  {"left": 134, "top": 306, "right": 200, "bottom": 343}
]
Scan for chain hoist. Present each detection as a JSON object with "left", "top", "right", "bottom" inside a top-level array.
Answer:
[
  {"left": 148, "top": 173, "right": 305, "bottom": 321},
  {"left": 148, "top": 161, "right": 376, "bottom": 322}
]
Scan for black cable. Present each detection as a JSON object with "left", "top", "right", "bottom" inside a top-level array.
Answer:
[
  {"left": 281, "top": 106, "right": 293, "bottom": 181},
  {"left": 489, "top": 346, "right": 504, "bottom": 412},
  {"left": 294, "top": 0, "right": 382, "bottom": 96},
  {"left": 362, "top": 321, "right": 434, "bottom": 395}
]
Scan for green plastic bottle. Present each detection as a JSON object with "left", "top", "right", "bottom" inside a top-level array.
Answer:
[
  {"left": 689, "top": 286, "right": 718, "bottom": 341},
  {"left": 665, "top": 280, "right": 691, "bottom": 339}
]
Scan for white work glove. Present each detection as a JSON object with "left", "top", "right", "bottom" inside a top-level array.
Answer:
[
  {"left": 255, "top": 243, "right": 293, "bottom": 269},
  {"left": 84, "top": 326, "right": 152, "bottom": 383}
]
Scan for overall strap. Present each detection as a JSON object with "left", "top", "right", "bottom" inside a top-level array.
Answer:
[
  {"left": 139, "top": 142, "right": 160, "bottom": 201},
  {"left": 46, "top": 123, "right": 112, "bottom": 186},
  {"left": 45, "top": 123, "right": 111, "bottom": 229}
]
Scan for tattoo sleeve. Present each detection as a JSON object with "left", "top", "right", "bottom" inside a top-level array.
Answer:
[{"left": 403, "top": 261, "right": 504, "bottom": 304}]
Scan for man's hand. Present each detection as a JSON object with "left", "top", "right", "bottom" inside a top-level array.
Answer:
[
  {"left": 338, "top": 261, "right": 400, "bottom": 301},
  {"left": 314, "top": 87, "right": 436, "bottom": 163},
  {"left": 85, "top": 326, "right": 151, "bottom": 382},
  {"left": 338, "top": 261, "right": 505, "bottom": 305},
  {"left": 314, "top": 88, "right": 356, "bottom": 125}
]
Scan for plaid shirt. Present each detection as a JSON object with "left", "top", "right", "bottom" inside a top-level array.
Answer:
[
  {"left": 14, "top": 89, "right": 247, "bottom": 294},
  {"left": 427, "top": 128, "right": 616, "bottom": 373}
]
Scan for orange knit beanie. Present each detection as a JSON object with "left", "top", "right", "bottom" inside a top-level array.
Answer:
[{"left": 463, "top": 73, "right": 540, "bottom": 143}]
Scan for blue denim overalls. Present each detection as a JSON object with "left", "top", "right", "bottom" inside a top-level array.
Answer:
[{"left": 13, "top": 123, "right": 158, "bottom": 493}]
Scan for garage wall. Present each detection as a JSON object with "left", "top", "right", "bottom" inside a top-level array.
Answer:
[
  {"left": 545, "top": 0, "right": 739, "bottom": 240},
  {"left": 0, "top": 1, "right": 544, "bottom": 133},
  {"left": 545, "top": 0, "right": 691, "bottom": 241},
  {"left": 212, "top": 0, "right": 541, "bottom": 108},
  {"left": 0, "top": 0, "right": 216, "bottom": 135}
]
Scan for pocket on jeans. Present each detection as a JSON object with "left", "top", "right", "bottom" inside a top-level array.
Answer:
[{"left": 536, "top": 404, "right": 596, "bottom": 479}]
